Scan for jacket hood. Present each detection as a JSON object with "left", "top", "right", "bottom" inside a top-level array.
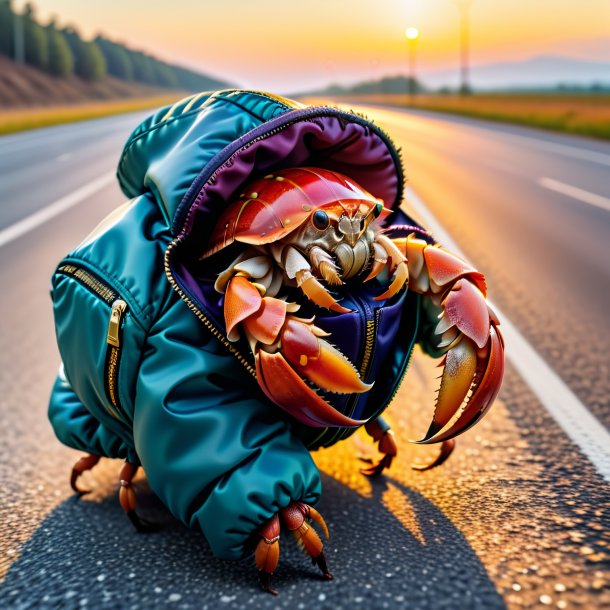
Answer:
[
  {"left": 117, "top": 89, "right": 405, "bottom": 240},
  {"left": 117, "top": 90, "right": 424, "bottom": 410}
]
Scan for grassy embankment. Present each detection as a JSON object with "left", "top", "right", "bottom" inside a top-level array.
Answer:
[
  {"left": 317, "top": 93, "right": 610, "bottom": 140},
  {"left": 0, "top": 95, "right": 187, "bottom": 136},
  {"left": 3, "top": 92, "right": 609, "bottom": 140}
]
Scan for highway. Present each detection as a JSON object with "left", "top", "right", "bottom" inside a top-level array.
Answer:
[{"left": 0, "top": 105, "right": 608, "bottom": 610}]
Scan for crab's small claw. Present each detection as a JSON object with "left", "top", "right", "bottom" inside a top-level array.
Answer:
[
  {"left": 257, "top": 316, "right": 370, "bottom": 428},
  {"left": 70, "top": 453, "right": 100, "bottom": 495}
]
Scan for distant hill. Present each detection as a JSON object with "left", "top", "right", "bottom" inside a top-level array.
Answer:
[
  {"left": 422, "top": 55, "right": 610, "bottom": 90},
  {"left": 293, "top": 75, "right": 427, "bottom": 99},
  {"left": 296, "top": 55, "right": 610, "bottom": 97}
]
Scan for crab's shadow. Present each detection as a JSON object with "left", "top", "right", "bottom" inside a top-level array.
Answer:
[{"left": 1, "top": 470, "right": 505, "bottom": 609}]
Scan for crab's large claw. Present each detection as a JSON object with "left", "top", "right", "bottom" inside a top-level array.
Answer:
[
  {"left": 225, "top": 276, "right": 370, "bottom": 428},
  {"left": 415, "top": 280, "right": 505, "bottom": 444}
]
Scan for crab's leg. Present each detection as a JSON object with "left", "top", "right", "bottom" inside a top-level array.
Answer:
[
  {"left": 389, "top": 235, "right": 504, "bottom": 446},
  {"left": 284, "top": 245, "right": 351, "bottom": 314},
  {"left": 363, "top": 242, "right": 388, "bottom": 283},
  {"left": 215, "top": 250, "right": 284, "bottom": 299},
  {"left": 255, "top": 514, "right": 281, "bottom": 595},
  {"left": 70, "top": 453, "right": 101, "bottom": 495},
  {"left": 118, "top": 462, "right": 158, "bottom": 533},
  {"left": 282, "top": 502, "right": 332, "bottom": 580},
  {"left": 411, "top": 439, "right": 456, "bottom": 471},
  {"left": 253, "top": 502, "right": 332, "bottom": 595},
  {"left": 359, "top": 417, "right": 397, "bottom": 477},
  {"left": 360, "top": 416, "right": 457, "bottom": 474},
  {"left": 284, "top": 503, "right": 332, "bottom": 585},
  {"left": 222, "top": 271, "right": 370, "bottom": 428},
  {"left": 369, "top": 233, "right": 409, "bottom": 300}
]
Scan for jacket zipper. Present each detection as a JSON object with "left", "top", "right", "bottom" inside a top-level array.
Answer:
[
  {"left": 57, "top": 264, "right": 129, "bottom": 423},
  {"left": 58, "top": 264, "right": 116, "bottom": 303},
  {"left": 164, "top": 241, "right": 256, "bottom": 377},
  {"left": 360, "top": 317, "right": 376, "bottom": 378},
  {"left": 105, "top": 299, "right": 128, "bottom": 422},
  {"left": 367, "top": 292, "right": 421, "bottom": 424}
]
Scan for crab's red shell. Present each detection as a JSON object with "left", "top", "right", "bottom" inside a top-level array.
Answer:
[{"left": 202, "top": 167, "right": 385, "bottom": 258}]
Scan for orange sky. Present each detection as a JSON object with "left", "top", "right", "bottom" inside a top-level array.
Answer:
[{"left": 13, "top": 0, "right": 610, "bottom": 91}]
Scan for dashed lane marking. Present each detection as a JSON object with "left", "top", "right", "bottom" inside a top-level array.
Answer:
[
  {"left": 405, "top": 185, "right": 610, "bottom": 483},
  {"left": 538, "top": 177, "right": 610, "bottom": 213},
  {"left": 0, "top": 172, "right": 115, "bottom": 249}
]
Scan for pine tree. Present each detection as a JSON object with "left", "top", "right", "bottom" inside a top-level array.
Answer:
[
  {"left": 62, "top": 27, "right": 106, "bottom": 81},
  {"left": 95, "top": 36, "right": 134, "bottom": 81},
  {"left": 0, "top": 0, "right": 15, "bottom": 58},
  {"left": 78, "top": 40, "right": 106, "bottom": 80},
  {"left": 46, "top": 23, "right": 74, "bottom": 76},
  {"left": 129, "top": 50, "right": 155, "bottom": 84},
  {"left": 23, "top": 2, "right": 48, "bottom": 70}
]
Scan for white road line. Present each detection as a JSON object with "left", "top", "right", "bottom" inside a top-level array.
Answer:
[
  {"left": 0, "top": 113, "right": 144, "bottom": 156},
  {"left": 404, "top": 185, "right": 610, "bottom": 483},
  {"left": 0, "top": 172, "right": 115, "bottom": 249},
  {"left": 483, "top": 129, "right": 610, "bottom": 168},
  {"left": 538, "top": 177, "right": 610, "bottom": 213}
]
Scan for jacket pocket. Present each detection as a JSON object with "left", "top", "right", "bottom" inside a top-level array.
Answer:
[{"left": 53, "top": 263, "right": 140, "bottom": 431}]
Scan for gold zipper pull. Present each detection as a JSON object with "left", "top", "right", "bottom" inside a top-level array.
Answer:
[{"left": 107, "top": 299, "right": 127, "bottom": 347}]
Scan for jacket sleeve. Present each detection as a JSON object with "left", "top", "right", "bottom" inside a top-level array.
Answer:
[
  {"left": 48, "top": 367, "right": 137, "bottom": 463},
  {"left": 132, "top": 291, "right": 322, "bottom": 560}
]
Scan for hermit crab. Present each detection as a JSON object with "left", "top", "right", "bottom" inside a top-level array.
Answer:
[
  {"left": 195, "top": 166, "right": 505, "bottom": 592},
  {"left": 51, "top": 91, "right": 506, "bottom": 597}
]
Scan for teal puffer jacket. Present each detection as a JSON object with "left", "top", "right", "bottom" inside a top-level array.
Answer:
[{"left": 48, "top": 89, "right": 419, "bottom": 559}]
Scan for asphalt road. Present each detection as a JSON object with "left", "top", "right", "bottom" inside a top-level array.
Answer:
[{"left": 0, "top": 106, "right": 608, "bottom": 610}]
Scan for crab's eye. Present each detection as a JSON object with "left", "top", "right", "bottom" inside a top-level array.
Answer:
[
  {"left": 312, "top": 210, "right": 330, "bottom": 230},
  {"left": 373, "top": 202, "right": 384, "bottom": 218}
]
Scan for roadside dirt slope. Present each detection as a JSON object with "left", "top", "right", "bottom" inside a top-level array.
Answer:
[{"left": 0, "top": 56, "right": 174, "bottom": 107}]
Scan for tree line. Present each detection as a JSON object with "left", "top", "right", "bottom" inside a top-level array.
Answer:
[{"left": 0, "top": 1, "right": 226, "bottom": 89}]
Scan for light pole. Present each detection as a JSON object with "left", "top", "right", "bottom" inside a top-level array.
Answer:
[
  {"left": 453, "top": 0, "right": 471, "bottom": 95},
  {"left": 405, "top": 27, "right": 419, "bottom": 104}
]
